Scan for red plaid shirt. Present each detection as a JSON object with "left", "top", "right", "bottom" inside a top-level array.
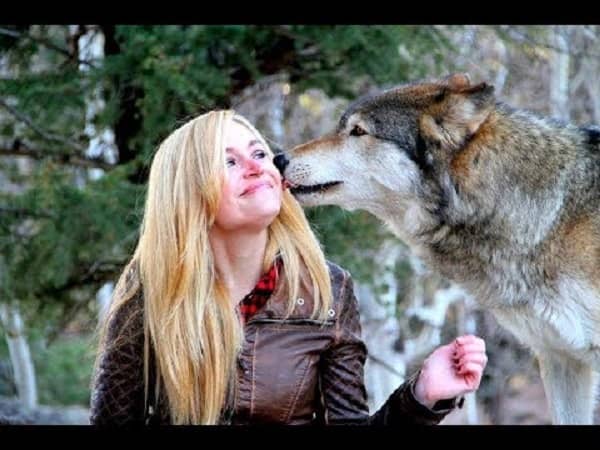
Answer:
[{"left": 238, "top": 259, "right": 282, "bottom": 324}]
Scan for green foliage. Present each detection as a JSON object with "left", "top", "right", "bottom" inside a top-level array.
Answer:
[
  {"left": 1, "top": 163, "right": 144, "bottom": 304},
  {"left": 92, "top": 25, "right": 451, "bottom": 161},
  {"left": 33, "top": 334, "right": 96, "bottom": 406},
  {"left": 0, "top": 24, "right": 453, "bottom": 307},
  {"left": 0, "top": 25, "right": 456, "bottom": 405},
  {"left": 286, "top": 25, "right": 452, "bottom": 95},
  {"left": 306, "top": 206, "right": 397, "bottom": 285},
  {"left": 0, "top": 316, "right": 97, "bottom": 405}
]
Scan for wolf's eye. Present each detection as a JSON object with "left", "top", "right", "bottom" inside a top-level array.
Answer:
[{"left": 350, "top": 125, "right": 367, "bottom": 137}]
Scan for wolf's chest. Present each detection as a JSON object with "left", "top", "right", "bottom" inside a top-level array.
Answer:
[{"left": 488, "top": 278, "right": 600, "bottom": 367}]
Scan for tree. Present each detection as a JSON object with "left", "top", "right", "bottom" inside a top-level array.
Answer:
[{"left": 0, "top": 25, "right": 451, "bottom": 406}]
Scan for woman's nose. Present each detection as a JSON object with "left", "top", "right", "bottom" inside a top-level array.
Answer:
[{"left": 243, "top": 157, "right": 264, "bottom": 176}]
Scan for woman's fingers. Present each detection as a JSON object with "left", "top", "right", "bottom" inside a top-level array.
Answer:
[
  {"left": 456, "top": 335, "right": 485, "bottom": 351},
  {"left": 457, "top": 361, "right": 483, "bottom": 379},
  {"left": 454, "top": 343, "right": 487, "bottom": 359},
  {"left": 450, "top": 335, "right": 487, "bottom": 390},
  {"left": 454, "top": 352, "right": 488, "bottom": 369}
]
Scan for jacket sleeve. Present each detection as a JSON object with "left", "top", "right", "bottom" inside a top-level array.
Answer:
[
  {"left": 89, "top": 291, "right": 146, "bottom": 425},
  {"left": 319, "top": 268, "right": 456, "bottom": 425}
]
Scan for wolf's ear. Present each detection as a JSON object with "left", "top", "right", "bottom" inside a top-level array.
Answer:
[
  {"left": 441, "top": 73, "right": 494, "bottom": 101},
  {"left": 421, "top": 78, "right": 495, "bottom": 151},
  {"left": 443, "top": 73, "right": 471, "bottom": 91}
]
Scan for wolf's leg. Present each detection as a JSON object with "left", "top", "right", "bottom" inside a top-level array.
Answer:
[{"left": 537, "top": 354, "right": 598, "bottom": 424}]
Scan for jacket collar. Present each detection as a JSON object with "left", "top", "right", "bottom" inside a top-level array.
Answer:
[{"left": 248, "top": 259, "right": 321, "bottom": 321}]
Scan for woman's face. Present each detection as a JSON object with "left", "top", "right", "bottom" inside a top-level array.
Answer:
[{"left": 212, "top": 120, "right": 283, "bottom": 233}]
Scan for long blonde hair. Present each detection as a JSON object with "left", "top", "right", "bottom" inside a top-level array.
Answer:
[{"left": 95, "top": 110, "right": 333, "bottom": 424}]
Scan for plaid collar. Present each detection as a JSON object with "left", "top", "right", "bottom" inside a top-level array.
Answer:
[{"left": 238, "top": 258, "right": 282, "bottom": 324}]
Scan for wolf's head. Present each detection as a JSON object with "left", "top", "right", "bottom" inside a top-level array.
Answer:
[{"left": 282, "top": 74, "right": 496, "bottom": 224}]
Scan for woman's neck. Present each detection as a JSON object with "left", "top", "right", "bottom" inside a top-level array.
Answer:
[{"left": 209, "top": 228, "right": 268, "bottom": 305}]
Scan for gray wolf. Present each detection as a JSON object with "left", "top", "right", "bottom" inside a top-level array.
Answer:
[{"left": 277, "top": 73, "right": 600, "bottom": 424}]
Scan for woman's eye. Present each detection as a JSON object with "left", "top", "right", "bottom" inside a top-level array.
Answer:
[
  {"left": 253, "top": 150, "right": 266, "bottom": 159},
  {"left": 226, "top": 158, "right": 236, "bottom": 167}
]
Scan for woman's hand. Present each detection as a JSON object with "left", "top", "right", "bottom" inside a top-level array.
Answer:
[{"left": 413, "top": 334, "right": 487, "bottom": 409}]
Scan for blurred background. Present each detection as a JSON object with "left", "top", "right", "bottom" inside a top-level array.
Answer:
[{"left": 1, "top": 25, "right": 599, "bottom": 425}]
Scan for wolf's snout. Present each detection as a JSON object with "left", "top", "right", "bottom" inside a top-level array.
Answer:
[{"left": 273, "top": 152, "right": 290, "bottom": 175}]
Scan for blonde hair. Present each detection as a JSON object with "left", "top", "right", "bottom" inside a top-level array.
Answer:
[{"left": 95, "top": 110, "right": 333, "bottom": 424}]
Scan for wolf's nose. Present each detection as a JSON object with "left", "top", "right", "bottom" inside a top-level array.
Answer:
[{"left": 273, "top": 152, "right": 290, "bottom": 175}]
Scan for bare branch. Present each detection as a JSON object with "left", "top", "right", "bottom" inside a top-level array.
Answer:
[
  {"left": 0, "top": 142, "right": 116, "bottom": 171},
  {"left": 0, "top": 28, "right": 21, "bottom": 38},
  {"left": 0, "top": 207, "right": 54, "bottom": 220},
  {"left": 0, "top": 99, "right": 87, "bottom": 152},
  {"left": 44, "top": 260, "right": 125, "bottom": 298},
  {"left": 34, "top": 259, "right": 126, "bottom": 346},
  {"left": 0, "top": 26, "right": 98, "bottom": 68}
]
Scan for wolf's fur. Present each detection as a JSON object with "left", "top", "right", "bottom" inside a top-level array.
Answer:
[{"left": 283, "top": 73, "right": 600, "bottom": 424}]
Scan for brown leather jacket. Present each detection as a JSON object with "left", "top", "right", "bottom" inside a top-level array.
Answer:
[{"left": 90, "top": 261, "right": 455, "bottom": 425}]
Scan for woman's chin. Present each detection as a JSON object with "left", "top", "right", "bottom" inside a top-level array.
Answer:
[{"left": 232, "top": 208, "right": 279, "bottom": 231}]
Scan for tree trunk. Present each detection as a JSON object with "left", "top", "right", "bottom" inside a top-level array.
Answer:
[
  {"left": 72, "top": 26, "right": 117, "bottom": 183},
  {"left": 0, "top": 302, "right": 37, "bottom": 411},
  {"left": 359, "top": 241, "right": 467, "bottom": 413},
  {"left": 358, "top": 240, "right": 405, "bottom": 412},
  {"left": 96, "top": 281, "right": 114, "bottom": 324},
  {"left": 402, "top": 256, "right": 464, "bottom": 365},
  {"left": 101, "top": 25, "right": 145, "bottom": 184},
  {"left": 267, "top": 79, "right": 287, "bottom": 148},
  {"left": 549, "top": 27, "right": 570, "bottom": 122},
  {"left": 579, "top": 27, "right": 600, "bottom": 124},
  {"left": 455, "top": 296, "right": 479, "bottom": 424}
]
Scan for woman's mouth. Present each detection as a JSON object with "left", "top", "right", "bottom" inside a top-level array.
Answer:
[{"left": 241, "top": 182, "right": 272, "bottom": 196}]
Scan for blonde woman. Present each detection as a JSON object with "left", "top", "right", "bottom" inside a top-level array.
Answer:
[{"left": 90, "top": 110, "right": 487, "bottom": 425}]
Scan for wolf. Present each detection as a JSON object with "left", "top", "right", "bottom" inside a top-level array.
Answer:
[{"left": 274, "top": 73, "right": 600, "bottom": 424}]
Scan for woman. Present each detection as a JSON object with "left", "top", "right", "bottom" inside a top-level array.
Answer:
[{"left": 90, "top": 110, "right": 487, "bottom": 425}]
